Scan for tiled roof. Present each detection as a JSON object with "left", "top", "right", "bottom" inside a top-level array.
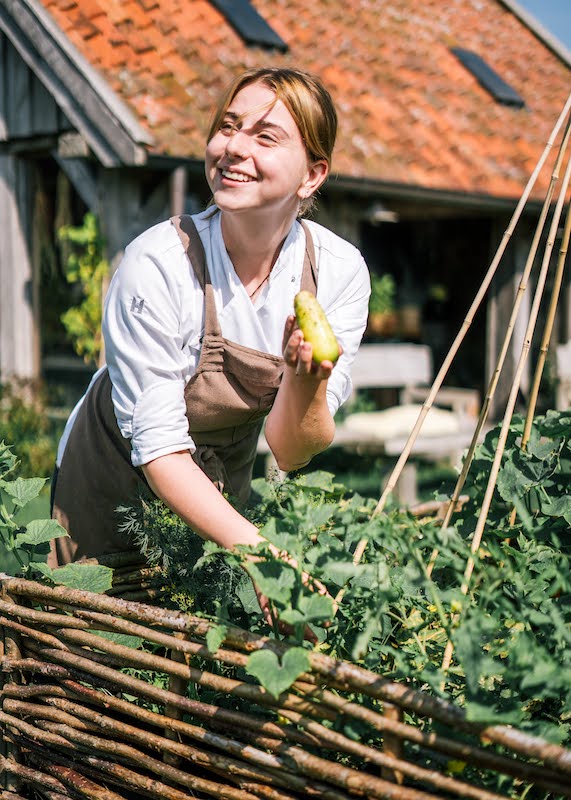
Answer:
[{"left": 36, "top": 0, "right": 571, "bottom": 198}]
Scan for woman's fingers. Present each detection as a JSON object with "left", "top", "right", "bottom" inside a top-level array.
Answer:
[
  {"left": 254, "top": 584, "right": 318, "bottom": 643},
  {"left": 283, "top": 317, "right": 343, "bottom": 378},
  {"left": 281, "top": 315, "right": 298, "bottom": 352}
]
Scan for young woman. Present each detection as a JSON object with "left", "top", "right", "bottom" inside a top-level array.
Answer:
[{"left": 50, "top": 67, "right": 371, "bottom": 579}]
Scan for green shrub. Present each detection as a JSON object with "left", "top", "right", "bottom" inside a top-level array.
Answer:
[
  {"left": 59, "top": 211, "right": 109, "bottom": 367},
  {"left": 0, "top": 379, "right": 63, "bottom": 480}
]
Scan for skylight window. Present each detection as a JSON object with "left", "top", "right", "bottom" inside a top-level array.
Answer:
[
  {"left": 209, "top": 0, "right": 288, "bottom": 52},
  {"left": 451, "top": 47, "right": 525, "bottom": 108}
]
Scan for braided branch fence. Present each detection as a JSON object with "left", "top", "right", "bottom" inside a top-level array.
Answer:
[{"left": 1, "top": 568, "right": 570, "bottom": 800}]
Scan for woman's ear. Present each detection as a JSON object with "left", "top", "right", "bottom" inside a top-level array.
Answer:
[{"left": 298, "top": 159, "right": 329, "bottom": 200}]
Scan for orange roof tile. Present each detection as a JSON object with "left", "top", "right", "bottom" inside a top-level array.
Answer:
[{"left": 37, "top": 0, "right": 571, "bottom": 199}]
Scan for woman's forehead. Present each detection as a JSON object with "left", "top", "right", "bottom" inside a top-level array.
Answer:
[{"left": 227, "top": 82, "right": 295, "bottom": 129}]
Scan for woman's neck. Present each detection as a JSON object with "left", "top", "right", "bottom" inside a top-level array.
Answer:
[{"left": 220, "top": 209, "right": 298, "bottom": 284}]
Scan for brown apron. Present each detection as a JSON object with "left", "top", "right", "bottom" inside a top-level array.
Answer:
[{"left": 50, "top": 215, "right": 317, "bottom": 566}]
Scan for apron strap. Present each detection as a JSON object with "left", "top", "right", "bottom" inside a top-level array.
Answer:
[
  {"left": 171, "top": 214, "right": 208, "bottom": 290},
  {"left": 300, "top": 220, "right": 318, "bottom": 294},
  {"left": 171, "top": 214, "right": 221, "bottom": 338}
]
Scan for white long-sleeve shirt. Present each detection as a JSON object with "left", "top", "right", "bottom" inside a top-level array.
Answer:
[{"left": 57, "top": 207, "right": 371, "bottom": 468}]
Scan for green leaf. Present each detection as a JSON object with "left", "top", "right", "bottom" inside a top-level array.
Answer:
[
  {"left": 279, "top": 608, "right": 307, "bottom": 626},
  {"left": 35, "top": 562, "right": 113, "bottom": 593},
  {"left": 496, "top": 459, "right": 527, "bottom": 502},
  {"left": 90, "top": 630, "right": 144, "bottom": 649},
  {"left": 542, "top": 495, "right": 571, "bottom": 524},
  {"left": 249, "top": 477, "right": 278, "bottom": 503},
  {"left": 0, "top": 442, "right": 18, "bottom": 478},
  {"left": 246, "top": 647, "right": 310, "bottom": 698},
  {"left": 206, "top": 624, "right": 227, "bottom": 654},
  {"left": 351, "top": 613, "right": 384, "bottom": 660},
  {"left": 296, "top": 471, "right": 340, "bottom": 491},
  {"left": 244, "top": 560, "right": 296, "bottom": 605},
  {"left": 15, "top": 519, "right": 69, "bottom": 547},
  {"left": 465, "top": 699, "right": 523, "bottom": 727},
  {"left": 2, "top": 477, "right": 46, "bottom": 507},
  {"left": 235, "top": 581, "right": 261, "bottom": 614},
  {"left": 297, "top": 593, "right": 334, "bottom": 623}
]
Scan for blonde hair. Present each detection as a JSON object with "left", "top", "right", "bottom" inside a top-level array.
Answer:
[{"left": 207, "top": 68, "right": 338, "bottom": 214}]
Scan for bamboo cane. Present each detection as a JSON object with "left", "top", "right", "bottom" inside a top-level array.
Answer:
[
  {"left": 372, "top": 91, "right": 571, "bottom": 518},
  {"left": 524, "top": 202, "right": 571, "bottom": 433},
  {"left": 507, "top": 197, "right": 571, "bottom": 527},
  {"left": 440, "top": 115, "right": 571, "bottom": 674},
  {"left": 330, "top": 91, "right": 571, "bottom": 598},
  {"left": 426, "top": 109, "right": 571, "bottom": 573}
]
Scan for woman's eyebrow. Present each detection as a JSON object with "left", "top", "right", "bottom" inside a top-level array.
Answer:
[
  {"left": 224, "top": 109, "right": 289, "bottom": 137},
  {"left": 253, "top": 120, "right": 289, "bottom": 137}
]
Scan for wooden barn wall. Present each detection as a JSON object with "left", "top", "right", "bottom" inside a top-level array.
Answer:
[
  {"left": 0, "top": 153, "right": 38, "bottom": 380},
  {"left": 0, "top": 30, "right": 71, "bottom": 141}
]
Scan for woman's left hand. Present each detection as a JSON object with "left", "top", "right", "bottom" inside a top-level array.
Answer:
[{"left": 282, "top": 315, "right": 341, "bottom": 380}]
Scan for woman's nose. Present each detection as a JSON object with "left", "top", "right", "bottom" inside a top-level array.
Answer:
[{"left": 225, "top": 130, "right": 249, "bottom": 159}]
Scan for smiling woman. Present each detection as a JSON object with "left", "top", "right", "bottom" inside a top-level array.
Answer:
[{"left": 49, "top": 67, "right": 371, "bottom": 636}]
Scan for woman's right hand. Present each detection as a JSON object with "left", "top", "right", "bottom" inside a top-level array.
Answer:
[{"left": 245, "top": 545, "right": 334, "bottom": 644}]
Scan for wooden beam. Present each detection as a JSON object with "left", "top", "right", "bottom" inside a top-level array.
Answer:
[
  {"left": 0, "top": 134, "right": 58, "bottom": 153},
  {"left": 0, "top": 0, "right": 151, "bottom": 166},
  {"left": 57, "top": 132, "right": 90, "bottom": 159},
  {"left": 97, "top": 169, "right": 170, "bottom": 276},
  {"left": 0, "top": 154, "right": 39, "bottom": 380},
  {"left": 52, "top": 152, "right": 98, "bottom": 211}
]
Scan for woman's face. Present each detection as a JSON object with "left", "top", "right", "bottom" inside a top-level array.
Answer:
[{"left": 206, "top": 82, "right": 324, "bottom": 222}]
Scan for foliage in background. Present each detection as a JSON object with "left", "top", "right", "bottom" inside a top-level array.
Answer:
[
  {"left": 58, "top": 211, "right": 109, "bottom": 366},
  {"left": 0, "top": 379, "right": 63, "bottom": 480},
  {"left": 122, "top": 410, "right": 571, "bottom": 767},
  {"left": 0, "top": 441, "right": 112, "bottom": 590},
  {"left": 368, "top": 272, "right": 396, "bottom": 315}
]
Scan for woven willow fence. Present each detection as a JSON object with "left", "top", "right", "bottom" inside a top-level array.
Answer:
[{"left": 1, "top": 566, "right": 571, "bottom": 800}]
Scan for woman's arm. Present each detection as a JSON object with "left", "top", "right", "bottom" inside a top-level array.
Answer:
[
  {"left": 142, "top": 450, "right": 263, "bottom": 549},
  {"left": 142, "top": 450, "right": 325, "bottom": 642},
  {"left": 264, "top": 316, "right": 336, "bottom": 472}
]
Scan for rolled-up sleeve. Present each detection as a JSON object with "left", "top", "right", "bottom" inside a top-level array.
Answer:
[
  {"left": 103, "top": 223, "right": 200, "bottom": 467},
  {"left": 314, "top": 239, "right": 371, "bottom": 417}
]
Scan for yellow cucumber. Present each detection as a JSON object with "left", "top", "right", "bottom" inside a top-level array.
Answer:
[{"left": 294, "top": 290, "right": 340, "bottom": 364}]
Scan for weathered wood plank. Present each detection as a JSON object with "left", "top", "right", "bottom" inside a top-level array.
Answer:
[
  {"left": 0, "top": 154, "right": 38, "bottom": 380},
  {"left": 8, "top": 34, "right": 32, "bottom": 137},
  {"left": 486, "top": 219, "right": 533, "bottom": 419},
  {"left": 1, "top": 31, "right": 65, "bottom": 140},
  {"left": 30, "top": 71, "right": 60, "bottom": 134},
  {"left": 0, "top": 33, "right": 8, "bottom": 140}
]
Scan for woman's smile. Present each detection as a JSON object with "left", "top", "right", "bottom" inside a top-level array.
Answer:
[{"left": 220, "top": 168, "right": 257, "bottom": 183}]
